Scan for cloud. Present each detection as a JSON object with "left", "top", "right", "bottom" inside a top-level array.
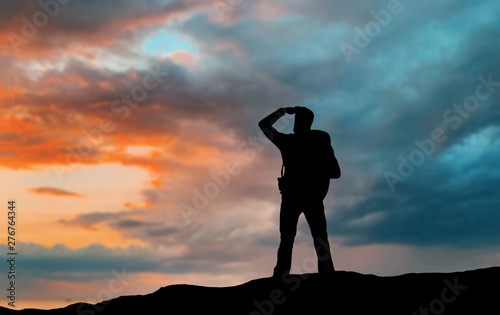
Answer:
[
  {"left": 28, "top": 187, "right": 85, "bottom": 197},
  {"left": 6, "top": 242, "right": 165, "bottom": 281},
  {"left": 0, "top": 0, "right": 205, "bottom": 59},
  {"left": 11, "top": 238, "right": 270, "bottom": 281}
]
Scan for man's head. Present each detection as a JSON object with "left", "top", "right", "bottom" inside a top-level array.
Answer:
[{"left": 293, "top": 107, "right": 314, "bottom": 134}]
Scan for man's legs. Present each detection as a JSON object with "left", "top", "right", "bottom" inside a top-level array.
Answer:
[
  {"left": 303, "top": 200, "right": 335, "bottom": 273},
  {"left": 273, "top": 197, "right": 301, "bottom": 278}
]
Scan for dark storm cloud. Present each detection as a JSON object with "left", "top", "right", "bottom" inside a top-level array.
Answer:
[
  {"left": 320, "top": 1, "right": 500, "bottom": 247},
  {"left": 178, "top": 0, "right": 500, "bottom": 248}
]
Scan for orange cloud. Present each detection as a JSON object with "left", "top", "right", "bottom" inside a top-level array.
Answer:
[
  {"left": 0, "top": 35, "right": 252, "bottom": 189},
  {"left": 41, "top": 73, "right": 89, "bottom": 88},
  {"left": 0, "top": 86, "right": 23, "bottom": 101},
  {"left": 98, "top": 81, "right": 114, "bottom": 92},
  {"left": 253, "top": 1, "right": 290, "bottom": 20},
  {"left": 123, "top": 201, "right": 151, "bottom": 209},
  {"left": 28, "top": 187, "right": 85, "bottom": 198},
  {"left": 166, "top": 50, "right": 196, "bottom": 67}
]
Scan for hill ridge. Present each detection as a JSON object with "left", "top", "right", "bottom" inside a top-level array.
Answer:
[{"left": 3, "top": 267, "right": 498, "bottom": 315}]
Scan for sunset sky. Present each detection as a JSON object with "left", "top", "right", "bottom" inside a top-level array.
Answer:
[{"left": 1, "top": 0, "right": 500, "bottom": 309}]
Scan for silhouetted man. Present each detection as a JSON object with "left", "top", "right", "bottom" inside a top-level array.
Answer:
[{"left": 258, "top": 106, "right": 341, "bottom": 278}]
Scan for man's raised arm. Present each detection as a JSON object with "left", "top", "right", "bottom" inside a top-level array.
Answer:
[{"left": 258, "top": 108, "right": 292, "bottom": 145}]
